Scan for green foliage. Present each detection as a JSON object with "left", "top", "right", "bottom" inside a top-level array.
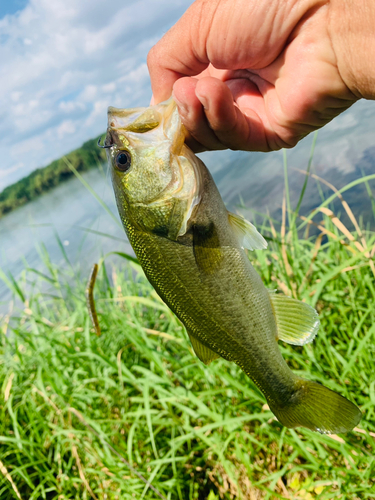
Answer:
[
  {"left": 0, "top": 136, "right": 106, "bottom": 218},
  {"left": 1, "top": 146, "right": 375, "bottom": 498},
  {"left": 1, "top": 184, "right": 375, "bottom": 498}
]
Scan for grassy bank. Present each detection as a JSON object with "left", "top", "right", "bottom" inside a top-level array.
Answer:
[{"left": 1, "top": 174, "right": 375, "bottom": 499}]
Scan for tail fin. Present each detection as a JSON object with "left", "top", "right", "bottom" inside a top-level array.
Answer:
[{"left": 270, "top": 379, "right": 361, "bottom": 434}]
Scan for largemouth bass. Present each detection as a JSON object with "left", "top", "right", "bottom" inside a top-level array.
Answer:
[{"left": 104, "top": 99, "right": 361, "bottom": 434}]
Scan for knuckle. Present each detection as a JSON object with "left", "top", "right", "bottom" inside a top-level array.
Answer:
[
  {"left": 272, "top": 131, "right": 300, "bottom": 150},
  {"left": 147, "top": 44, "right": 162, "bottom": 72},
  {"left": 281, "top": 132, "right": 299, "bottom": 148},
  {"left": 146, "top": 46, "right": 156, "bottom": 69}
]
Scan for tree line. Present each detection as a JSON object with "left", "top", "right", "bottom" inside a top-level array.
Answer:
[{"left": 0, "top": 136, "right": 107, "bottom": 219}]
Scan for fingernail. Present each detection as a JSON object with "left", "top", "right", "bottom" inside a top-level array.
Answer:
[
  {"left": 172, "top": 91, "right": 188, "bottom": 115},
  {"left": 195, "top": 91, "right": 208, "bottom": 111}
]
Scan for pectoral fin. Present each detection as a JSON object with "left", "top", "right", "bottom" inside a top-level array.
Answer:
[
  {"left": 268, "top": 291, "right": 320, "bottom": 345},
  {"left": 187, "top": 332, "right": 220, "bottom": 365},
  {"left": 228, "top": 212, "right": 267, "bottom": 250}
]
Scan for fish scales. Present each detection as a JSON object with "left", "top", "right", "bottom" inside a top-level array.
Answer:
[
  {"left": 124, "top": 179, "right": 294, "bottom": 405},
  {"left": 105, "top": 98, "right": 361, "bottom": 434}
]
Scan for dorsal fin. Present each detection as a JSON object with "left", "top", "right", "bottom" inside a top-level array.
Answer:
[
  {"left": 268, "top": 291, "right": 320, "bottom": 345},
  {"left": 228, "top": 212, "right": 267, "bottom": 250},
  {"left": 187, "top": 331, "right": 220, "bottom": 365}
]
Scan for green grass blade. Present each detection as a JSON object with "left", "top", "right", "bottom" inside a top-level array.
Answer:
[{"left": 62, "top": 155, "right": 122, "bottom": 228}]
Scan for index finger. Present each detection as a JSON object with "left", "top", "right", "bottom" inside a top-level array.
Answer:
[{"left": 147, "top": 4, "right": 211, "bottom": 103}]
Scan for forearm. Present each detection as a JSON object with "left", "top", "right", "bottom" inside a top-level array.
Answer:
[{"left": 329, "top": 0, "right": 375, "bottom": 99}]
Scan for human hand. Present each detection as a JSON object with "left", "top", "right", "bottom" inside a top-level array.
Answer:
[{"left": 147, "top": 0, "right": 375, "bottom": 153}]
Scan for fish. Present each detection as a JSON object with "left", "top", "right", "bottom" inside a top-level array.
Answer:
[{"left": 103, "top": 98, "right": 361, "bottom": 434}]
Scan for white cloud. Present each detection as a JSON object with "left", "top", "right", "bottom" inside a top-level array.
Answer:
[
  {"left": 59, "top": 100, "right": 86, "bottom": 113},
  {"left": 10, "top": 91, "right": 22, "bottom": 102},
  {"left": 102, "top": 82, "right": 116, "bottom": 94},
  {"left": 0, "top": 0, "right": 194, "bottom": 189},
  {"left": 57, "top": 120, "right": 76, "bottom": 139},
  {"left": 80, "top": 85, "right": 98, "bottom": 102},
  {"left": 0, "top": 163, "right": 25, "bottom": 180}
]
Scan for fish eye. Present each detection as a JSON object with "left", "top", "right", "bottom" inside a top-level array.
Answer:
[{"left": 115, "top": 151, "right": 131, "bottom": 172}]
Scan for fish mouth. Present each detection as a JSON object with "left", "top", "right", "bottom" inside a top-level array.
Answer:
[
  {"left": 104, "top": 128, "right": 123, "bottom": 148},
  {"left": 106, "top": 98, "right": 180, "bottom": 143},
  {"left": 106, "top": 99, "right": 202, "bottom": 238},
  {"left": 107, "top": 105, "right": 162, "bottom": 134},
  {"left": 105, "top": 105, "right": 167, "bottom": 151}
]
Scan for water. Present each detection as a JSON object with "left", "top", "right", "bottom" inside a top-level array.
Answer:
[
  {"left": 0, "top": 168, "right": 129, "bottom": 307},
  {"left": 1, "top": 99, "right": 375, "bottom": 306}
]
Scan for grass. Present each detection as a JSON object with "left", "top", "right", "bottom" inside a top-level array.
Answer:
[{"left": 1, "top": 159, "right": 375, "bottom": 499}]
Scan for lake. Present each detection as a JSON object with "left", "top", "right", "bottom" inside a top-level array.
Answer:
[{"left": 1, "top": 99, "right": 375, "bottom": 309}]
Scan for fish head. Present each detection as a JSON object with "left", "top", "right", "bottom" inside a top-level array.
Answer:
[{"left": 106, "top": 99, "right": 202, "bottom": 239}]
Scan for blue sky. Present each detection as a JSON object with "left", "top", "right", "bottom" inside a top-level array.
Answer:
[
  {"left": 0, "top": 0, "right": 28, "bottom": 18},
  {"left": 0, "top": 0, "right": 193, "bottom": 191}
]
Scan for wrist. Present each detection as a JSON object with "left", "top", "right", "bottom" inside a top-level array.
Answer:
[{"left": 328, "top": 0, "right": 375, "bottom": 100}]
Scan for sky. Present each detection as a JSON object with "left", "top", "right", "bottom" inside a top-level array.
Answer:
[{"left": 0, "top": 0, "right": 194, "bottom": 191}]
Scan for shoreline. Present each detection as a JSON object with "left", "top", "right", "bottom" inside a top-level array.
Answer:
[{"left": 0, "top": 134, "right": 106, "bottom": 219}]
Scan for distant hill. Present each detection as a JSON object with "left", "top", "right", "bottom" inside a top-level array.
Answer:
[{"left": 0, "top": 135, "right": 107, "bottom": 219}]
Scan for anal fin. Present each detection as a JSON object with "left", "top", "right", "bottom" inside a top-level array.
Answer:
[
  {"left": 268, "top": 291, "right": 320, "bottom": 345},
  {"left": 187, "top": 332, "right": 220, "bottom": 365}
]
